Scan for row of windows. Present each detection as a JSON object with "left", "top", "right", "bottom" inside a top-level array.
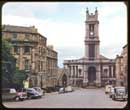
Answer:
[
  {"left": 10, "top": 33, "right": 46, "bottom": 44},
  {"left": 14, "top": 46, "right": 30, "bottom": 54}
]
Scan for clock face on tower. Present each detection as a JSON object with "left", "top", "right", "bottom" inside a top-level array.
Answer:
[{"left": 90, "top": 31, "right": 94, "bottom": 35}]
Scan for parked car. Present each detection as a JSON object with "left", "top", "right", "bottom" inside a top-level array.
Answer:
[
  {"left": 15, "top": 88, "right": 27, "bottom": 101},
  {"left": 111, "top": 86, "right": 128, "bottom": 101},
  {"left": 23, "top": 88, "right": 42, "bottom": 99},
  {"left": 2, "top": 88, "right": 17, "bottom": 101},
  {"left": 109, "top": 87, "right": 115, "bottom": 98},
  {"left": 58, "top": 87, "right": 65, "bottom": 94},
  {"left": 46, "top": 87, "right": 56, "bottom": 93},
  {"left": 65, "top": 86, "right": 74, "bottom": 92},
  {"left": 105, "top": 85, "right": 113, "bottom": 94},
  {"left": 55, "top": 85, "right": 64, "bottom": 91},
  {"left": 58, "top": 86, "right": 74, "bottom": 94},
  {"left": 33, "top": 87, "right": 45, "bottom": 96}
]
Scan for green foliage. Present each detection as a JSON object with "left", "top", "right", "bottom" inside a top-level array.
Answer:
[
  {"left": 2, "top": 38, "right": 16, "bottom": 88},
  {"left": 13, "top": 68, "right": 27, "bottom": 86},
  {"left": 2, "top": 38, "right": 14, "bottom": 62}
]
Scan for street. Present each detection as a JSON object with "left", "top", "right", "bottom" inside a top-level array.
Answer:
[{"left": 3, "top": 88, "right": 127, "bottom": 108}]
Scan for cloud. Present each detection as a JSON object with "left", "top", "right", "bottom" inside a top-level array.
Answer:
[
  {"left": 2, "top": 2, "right": 127, "bottom": 68},
  {"left": 2, "top": 2, "right": 60, "bottom": 18},
  {"left": 2, "top": 15, "right": 85, "bottom": 48}
]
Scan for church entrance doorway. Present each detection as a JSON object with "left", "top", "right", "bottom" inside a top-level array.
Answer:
[
  {"left": 88, "top": 67, "right": 96, "bottom": 84},
  {"left": 62, "top": 74, "right": 67, "bottom": 87}
]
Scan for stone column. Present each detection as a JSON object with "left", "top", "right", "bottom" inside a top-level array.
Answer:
[
  {"left": 85, "top": 45, "right": 88, "bottom": 58},
  {"left": 19, "top": 47, "right": 23, "bottom": 70},
  {"left": 96, "top": 65, "right": 101, "bottom": 87},
  {"left": 83, "top": 65, "right": 88, "bottom": 86},
  {"left": 85, "top": 24, "right": 89, "bottom": 38},
  {"left": 111, "top": 66, "right": 113, "bottom": 78},
  {"left": 71, "top": 65, "right": 73, "bottom": 77}
]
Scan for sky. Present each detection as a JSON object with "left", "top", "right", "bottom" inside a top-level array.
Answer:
[{"left": 2, "top": 2, "right": 127, "bottom": 68}]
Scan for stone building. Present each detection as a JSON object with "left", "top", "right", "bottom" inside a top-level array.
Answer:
[
  {"left": 2, "top": 25, "right": 58, "bottom": 88},
  {"left": 63, "top": 8, "right": 116, "bottom": 87},
  {"left": 115, "top": 44, "right": 128, "bottom": 87},
  {"left": 46, "top": 45, "right": 58, "bottom": 87}
]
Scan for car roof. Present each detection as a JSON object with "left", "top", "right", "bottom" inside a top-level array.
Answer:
[{"left": 115, "top": 86, "right": 125, "bottom": 89}]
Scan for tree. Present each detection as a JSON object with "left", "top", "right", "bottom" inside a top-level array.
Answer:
[
  {"left": 2, "top": 38, "right": 28, "bottom": 90},
  {"left": 13, "top": 68, "right": 28, "bottom": 90},
  {"left": 2, "top": 38, "right": 16, "bottom": 88}
]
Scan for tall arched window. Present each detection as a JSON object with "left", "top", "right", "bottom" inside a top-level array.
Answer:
[{"left": 104, "top": 69, "right": 108, "bottom": 78}]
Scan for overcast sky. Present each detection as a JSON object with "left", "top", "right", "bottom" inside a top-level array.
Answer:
[{"left": 2, "top": 2, "right": 127, "bottom": 68}]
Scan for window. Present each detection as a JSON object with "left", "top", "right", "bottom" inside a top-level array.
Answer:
[
  {"left": 24, "top": 46, "right": 30, "bottom": 53},
  {"left": 109, "top": 66, "right": 112, "bottom": 78},
  {"left": 14, "top": 46, "right": 19, "bottom": 54},
  {"left": 12, "top": 33, "right": 17, "bottom": 41},
  {"left": 104, "top": 69, "right": 108, "bottom": 78},
  {"left": 89, "top": 24, "right": 94, "bottom": 31},
  {"left": 24, "top": 34, "right": 30, "bottom": 42},
  {"left": 25, "top": 59, "right": 29, "bottom": 70}
]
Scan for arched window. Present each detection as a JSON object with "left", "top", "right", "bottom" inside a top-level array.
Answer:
[{"left": 104, "top": 69, "right": 108, "bottom": 78}]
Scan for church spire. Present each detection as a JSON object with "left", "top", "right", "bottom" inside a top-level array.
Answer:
[
  {"left": 86, "top": 7, "right": 89, "bottom": 14},
  {"left": 95, "top": 7, "right": 98, "bottom": 13}
]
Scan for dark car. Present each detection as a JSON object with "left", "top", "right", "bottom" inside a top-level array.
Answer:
[
  {"left": 46, "top": 87, "right": 56, "bottom": 93},
  {"left": 23, "top": 88, "right": 42, "bottom": 99},
  {"left": 2, "top": 88, "right": 17, "bottom": 101},
  {"left": 55, "top": 85, "right": 64, "bottom": 91},
  {"left": 111, "top": 86, "right": 128, "bottom": 101}
]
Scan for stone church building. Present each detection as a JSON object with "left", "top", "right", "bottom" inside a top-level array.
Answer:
[{"left": 63, "top": 8, "right": 116, "bottom": 87}]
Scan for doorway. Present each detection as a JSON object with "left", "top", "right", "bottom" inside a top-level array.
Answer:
[{"left": 88, "top": 66, "right": 96, "bottom": 83}]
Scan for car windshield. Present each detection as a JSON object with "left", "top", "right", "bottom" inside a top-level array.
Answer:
[
  {"left": 116, "top": 89, "right": 125, "bottom": 93},
  {"left": 27, "top": 88, "right": 36, "bottom": 92}
]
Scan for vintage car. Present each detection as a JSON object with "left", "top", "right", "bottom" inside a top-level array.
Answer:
[
  {"left": 2, "top": 88, "right": 17, "bottom": 101},
  {"left": 111, "top": 86, "right": 128, "bottom": 101},
  {"left": 58, "top": 87, "right": 65, "bottom": 94},
  {"left": 33, "top": 87, "right": 45, "bottom": 96},
  {"left": 109, "top": 87, "right": 115, "bottom": 98},
  {"left": 15, "top": 88, "right": 27, "bottom": 101},
  {"left": 105, "top": 85, "right": 113, "bottom": 94},
  {"left": 58, "top": 86, "right": 74, "bottom": 94},
  {"left": 65, "top": 86, "right": 74, "bottom": 92},
  {"left": 23, "top": 88, "right": 42, "bottom": 99}
]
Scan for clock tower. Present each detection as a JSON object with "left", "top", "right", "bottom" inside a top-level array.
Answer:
[{"left": 85, "top": 7, "right": 100, "bottom": 60}]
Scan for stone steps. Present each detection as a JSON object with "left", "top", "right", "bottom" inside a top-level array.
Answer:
[{"left": 85, "top": 86, "right": 97, "bottom": 89}]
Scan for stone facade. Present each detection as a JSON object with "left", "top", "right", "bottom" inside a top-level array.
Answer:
[
  {"left": 63, "top": 8, "right": 116, "bottom": 87},
  {"left": 115, "top": 44, "right": 127, "bottom": 87},
  {"left": 2, "top": 25, "right": 58, "bottom": 88}
]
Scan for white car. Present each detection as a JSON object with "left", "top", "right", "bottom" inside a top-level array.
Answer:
[
  {"left": 109, "top": 87, "right": 115, "bottom": 98},
  {"left": 58, "top": 87, "right": 65, "bottom": 94},
  {"left": 33, "top": 87, "right": 44, "bottom": 96},
  {"left": 65, "top": 86, "right": 74, "bottom": 92},
  {"left": 105, "top": 85, "right": 113, "bottom": 94}
]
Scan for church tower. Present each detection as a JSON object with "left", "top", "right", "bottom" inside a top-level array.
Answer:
[{"left": 84, "top": 7, "right": 100, "bottom": 60}]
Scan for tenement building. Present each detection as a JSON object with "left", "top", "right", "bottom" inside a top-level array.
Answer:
[
  {"left": 2, "top": 25, "right": 58, "bottom": 88},
  {"left": 115, "top": 44, "right": 127, "bottom": 87},
  {"left": 63, "top": 8, "right": 116, "bottom": 87}
]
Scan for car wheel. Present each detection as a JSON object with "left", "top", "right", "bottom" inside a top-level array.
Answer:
[
  {"left": 112, "top": 96, "right": 115, "bottom": 100},
  {"left": 15, "top": 96, "right": 20, "bottom": 101},
  {"left": 28, "top": 96, "right": 32, "bottom": 100},
  {"left": 19, "top": 98, "right": 24, "bottom": 101}
]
